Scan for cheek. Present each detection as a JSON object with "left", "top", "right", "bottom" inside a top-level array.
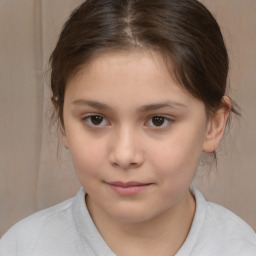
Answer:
[
  {"left": 148, "top": 135, "right": 202, "bottom": 204},
  {"left": 149, "top": 129, "right": 204, "bottom": 182},
  {"left": 68, "top": 136, "right": 106, "bottom": 179}
]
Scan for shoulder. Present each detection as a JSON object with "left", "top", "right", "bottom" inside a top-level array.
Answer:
[
  {"left": 178, "top": 188, "right": 256, "bottom": 256},
  {"left": 205, "top": 198, "right": 256, "bottom": 238},
  {"left": 0, "top": 197, "right": 74, "bottom": 255},
  {"left": 195, "top": 189, "right": 256, "bottom": 254},
  {"left": 205, "top": 201, "right": 256, "bottom": 255}
]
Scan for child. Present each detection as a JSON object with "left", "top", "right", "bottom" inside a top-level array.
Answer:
[{"left": 1, "top": 0, "right": 256, "bottom": 255}]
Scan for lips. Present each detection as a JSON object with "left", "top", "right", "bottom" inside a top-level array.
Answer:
[
  {"left": 106, "top": 181, "right": 153, "bottom": 196},
  {"left": 107, "top": 181, "right": 150, "bottom": 187}
]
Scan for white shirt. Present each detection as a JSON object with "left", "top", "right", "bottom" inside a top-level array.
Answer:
[{"left": 1, "top": 187, "right": 256, "bottom": 256}]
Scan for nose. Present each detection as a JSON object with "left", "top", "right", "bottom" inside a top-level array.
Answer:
[{"left": 109, "top": 127, "right": 144, "bottom": 170}]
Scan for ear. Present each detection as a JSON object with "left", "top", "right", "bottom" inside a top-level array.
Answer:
[
  {"left": 203, "top": 96, "right": 231, "bottom": 153},
  {"left": 51, "top": 96, "right": 58, "bottom": 111}
]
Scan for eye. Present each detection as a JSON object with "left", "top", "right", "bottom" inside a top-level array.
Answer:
[
  {"left": 83, "top": 115, "right": 110, "bottom": 127},
  {"left": 146, "top": 115, "right": 171, "bottom": 128}
]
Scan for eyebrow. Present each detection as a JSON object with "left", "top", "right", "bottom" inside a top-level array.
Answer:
[
  {"left": 137, "top": 101, "right": 187, "bottom": 112},
  {"left": 72, "top": 99, "right": 187, "bottom": 112},
  {"left": 72, "top": 99, "right": 110, "bottom": 110}
]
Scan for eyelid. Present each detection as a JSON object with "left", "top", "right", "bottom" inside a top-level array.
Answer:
[
  {"left": 82, "top": 113, "right": 110, "bottom": 127},
  {"left": 81, "top": 113, "right": 173, "bottom": 128},
  {"left": 145, "top": 115, "right": 173, "bottom": 128}
]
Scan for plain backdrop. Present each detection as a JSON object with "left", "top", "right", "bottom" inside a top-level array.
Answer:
[{"left": 0, "top": 0, "right": 256, "bottom": 236}]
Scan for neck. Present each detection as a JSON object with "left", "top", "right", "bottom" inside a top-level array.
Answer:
[{"left": 86, "top": 190, "right": 195, "bottom": 256}]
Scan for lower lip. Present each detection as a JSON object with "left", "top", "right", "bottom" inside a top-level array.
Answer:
[{"left": 108, "top": 184, "right": 152, "bottom": 196}]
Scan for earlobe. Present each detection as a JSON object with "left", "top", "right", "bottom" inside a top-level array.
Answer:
[
  {"left": 203, "top": 96, "right": 231, "bottom": 153},
  {"left": 51, "top": 96, "right": 59, "bottom": 111}
]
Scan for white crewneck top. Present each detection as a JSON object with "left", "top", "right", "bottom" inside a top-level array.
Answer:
[{"left": 1, "top": 187, "right": 256, "bottom": 256}]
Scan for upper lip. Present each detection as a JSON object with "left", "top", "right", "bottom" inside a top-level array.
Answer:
[{"left": 106, "top": 181, "right": 152, "bottom": 187}]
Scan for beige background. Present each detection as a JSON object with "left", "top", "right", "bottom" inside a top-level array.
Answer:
[{"left": 0, "top": 0, "right": 255, "bottom": 236}]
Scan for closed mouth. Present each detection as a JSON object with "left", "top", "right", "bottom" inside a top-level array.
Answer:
[
  {"left": 105, "top": 181, "right": 153, "bottom": 196},
  {"left": 106, "top": 181, "right": 152, "bottom": 187}
]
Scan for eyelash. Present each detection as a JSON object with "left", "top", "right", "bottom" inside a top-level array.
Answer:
[
  {"left": 82, "top": 114, "right": 173, "bottom": 128},
  {"left": 145, "top": 115, "right": 172, "bottom": 128},
  {"left": 82, "top": 114, "right": 110, "bottom": 127}
]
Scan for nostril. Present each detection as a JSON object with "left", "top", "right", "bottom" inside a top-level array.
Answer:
[
  {"left": 110, "top": 153, "right": 143, "bottom": 170},
  {"left": 111, "top": 160, "right": 139, "bottom": 169}
]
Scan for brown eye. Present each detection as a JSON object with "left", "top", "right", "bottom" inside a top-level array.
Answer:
[
  {"left": 146, "top": 116, "right": 171, "bottom": 128},
  {"left": 90, "top": 115, "right": 103, "bottom": 125},
  {"left": 152, "top": 116, "right": 165, "bottom": 126},
  {"left": 84, "top": 115, "right": 109, "bottom": 127}
]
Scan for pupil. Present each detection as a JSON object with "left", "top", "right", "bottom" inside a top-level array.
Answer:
[
  {"left": 152, "top": 116, "right": 164, "bottom": 126},
  {"left": 91, "top": 116, "right": 103, "bottom": 125}
]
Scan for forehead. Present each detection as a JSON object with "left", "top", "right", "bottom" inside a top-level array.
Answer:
[
  {"left": 72, "top": 49, "right": 171, "bottom": 81},
  {"left": 65, "top": 49, "right": 203, "bottom": 111}
]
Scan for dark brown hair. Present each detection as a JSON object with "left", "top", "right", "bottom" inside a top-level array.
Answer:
[{"left": 50, "top": 0, "right": 239, "bottom": 160}]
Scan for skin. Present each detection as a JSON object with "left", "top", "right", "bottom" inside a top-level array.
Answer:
[{"left": 61, "top": 49, "right": 230, "bottom": 256}]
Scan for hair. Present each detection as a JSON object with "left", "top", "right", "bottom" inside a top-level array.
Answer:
[{"left": 49, "top": 0, "right": 240, "bottom": 163}]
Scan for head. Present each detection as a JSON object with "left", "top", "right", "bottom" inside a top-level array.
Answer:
[
  {"left": 51, "top": 0, "right": 238, "bottom": 144},
  {"left": 49, "top": 0, "right": 239, "bottom": 221}
]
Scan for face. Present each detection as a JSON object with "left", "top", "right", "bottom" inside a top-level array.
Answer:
[{"left": 62, "top": 49, "right": 210, "bottom": 223}]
